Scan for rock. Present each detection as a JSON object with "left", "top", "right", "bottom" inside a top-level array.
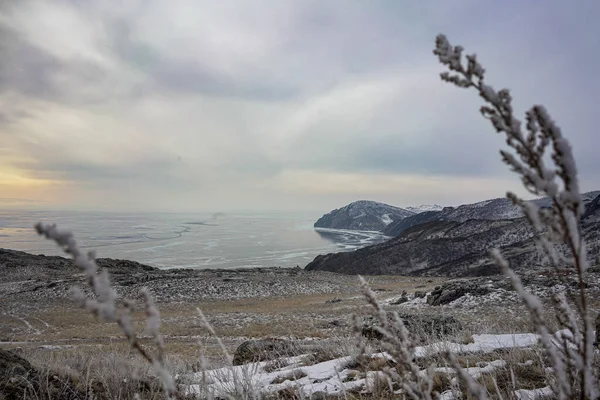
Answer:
[
  {"left": 427, "top": 281, "right": 491, "bottom": 306},
  {"left": 390, "top": 290, "right": 410, "bottom": 304},
  {"left": 0, "top": 349, "right": 34, "bottom": 378},
  {"left": 0, "top": 349, "right": 84, "bottom": 399},
  {"left": 361, "top": 312, "right": 462, "bottom": 342},
  {"left": 327, "top": 320, "right": 343, "bottom": 328},
  {"left": 390, "top": 296, "right": 409, "bottom": 305},
  {"left": 588, "top": 266, "right": 600, "bottom": 273},
  {"left": 232, "top": 339, "right": 298, "bottom": 366}
]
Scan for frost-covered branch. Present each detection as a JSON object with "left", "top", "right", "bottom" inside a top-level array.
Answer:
[
  {"left": 358, "top": 276, "right": 435, "bottom": 400},
  {"left": 434, "top": 34, "right": 598, "bottom": 400},
  {"left": 35, "top": 222, "right": 177, "bottom": 398}
]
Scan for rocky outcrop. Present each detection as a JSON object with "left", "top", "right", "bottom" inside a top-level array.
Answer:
[
  {"left": 427, "top": 282, "right": 492, "bottom": 306},
  {"left": 362, "top": 312, "right": 462, "bottom": 342},
  {"left": 314, "top": 200, "right": 414, "bottom": 232},
  {"left": 0, "top": 349, "right": 84, "bottom": 399}
]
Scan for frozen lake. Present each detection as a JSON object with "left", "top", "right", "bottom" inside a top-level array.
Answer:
[{"left": 0, "top": 210, "right": 389, "bottom": 269}]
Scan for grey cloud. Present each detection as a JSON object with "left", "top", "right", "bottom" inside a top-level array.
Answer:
[
  {"left": 13, "top": 157, "right": 187, "bottom": 191},
  {"left": 287, "top": 125, "right": 508, "bottom": 178},
  {"left": 0, "top": 27, "right": 62, "bottom": 100},
  {"left": 146, "top": 60, "right": 301, "bottom": 101},
  {"left": 2, "top": 0, "right": 600, "bottom": 211},
  {"left": 0, "top": 1, "right": 496, "bottom": 107},
  {"left": 0, "top": 108, "right": 32, "bottom": 127},
  {"left": 0, "top": 25, "right": 138, "bottom": 107}
]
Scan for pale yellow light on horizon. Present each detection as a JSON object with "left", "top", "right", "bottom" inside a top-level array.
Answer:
[
  {"left": 0, "top": 169, "right": 57, "bottom": 187},
  {"left": 0, "top": 164, "right": 69, "bottom": 208}
]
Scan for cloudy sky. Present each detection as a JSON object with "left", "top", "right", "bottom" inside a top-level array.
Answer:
[{"left": 1, "top": 1, "right": 598, "bottom": 213}]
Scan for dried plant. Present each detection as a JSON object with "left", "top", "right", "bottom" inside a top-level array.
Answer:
[
  {"left": 34, "top": 222, "right": 177, "bottom": 398},
  {"left": 355, "top": 33, "right": 599, "bottom": 400},
  {"left": 432, "top": 33, "right": 598, "bottom": 400}
]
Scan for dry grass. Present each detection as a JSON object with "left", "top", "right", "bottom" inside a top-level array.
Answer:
[
  {"left": 15, "top": 347, "right": 167, "bottom": 399},
  {"left": 4, "top": 272, "right": 588, "bottom": 399}
]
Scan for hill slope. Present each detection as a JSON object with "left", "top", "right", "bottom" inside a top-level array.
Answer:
[
  {"left": 384, "top": 191, "right": 600, "bottom": 237},
  {"left": 314, "top": 200, "right": 414, "bottom": 232},
  {"left": 306, "top": 194, "right": 600, "bottom": 277}
]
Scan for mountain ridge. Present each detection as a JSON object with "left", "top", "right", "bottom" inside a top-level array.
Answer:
[
  {"left": 315, "top": 191, "right": 600, "bottom": 236},
  {"left": 306, "top": 193, "right": 600, "bottom": 277},
  {"left": 384, "top": 190, "right": 600, "bottom": 237},
  {"left": 313, "top": 200, "right": 414, "bottom": 232}
]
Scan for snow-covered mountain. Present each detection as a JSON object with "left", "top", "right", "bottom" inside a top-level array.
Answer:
[
  {"left": 314, "top": 200, "right": 414, "bottom": 232},
  {"left": 307, "top": 192, "right": 600, "bottom": 277},
  {"left": 384, "top": 191, "right": 600, "bottom": 237},
  {"left": 316, "top": 192, "right": 600, "bottom": 236},
  {"left": 405, "top": 204, "right": 443, "bottom": 214}
]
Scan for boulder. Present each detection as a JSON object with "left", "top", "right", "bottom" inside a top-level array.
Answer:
[
  {"left": 389, "top": 296, "right": 409, "bottom": 305},
  {"left": 232, "top": 339, "right": 298, "bottom": 366},
  {"left": 0, "top": 349, "right": 84, "bottom": 399},
  {"left": 362, "top": 312, "right": 462, "bottom": 342},
  {"left": 389, "top": 290, "right": 409, "bottom": 305},
  {"left": 427, "top": 282, "right": 491, "bottom": 306}
]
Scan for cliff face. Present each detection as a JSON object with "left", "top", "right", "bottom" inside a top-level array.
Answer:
[
  {"left": 307, "top": 218, "right": 537, "bottom": 277},
  {"left": 314, "top": 200, "right": 414, "bottom": 232},
  {"left": 306, "top": 194, "right": 600, "bottom": 277}
]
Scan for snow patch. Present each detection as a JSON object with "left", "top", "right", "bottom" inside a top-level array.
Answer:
[
  {"left": 379, "top": 213, "right": 393, "bottom": 225},
  {"left": 184, "top": 333, "right": 544, "bottom": 397},
  {"left": 515, "top": 386, "right": 553, "bottom": 400},
  {"left": 405, "top": 204, "right": 444, "bottom": 213},
  {"left": 414, "top": 333, "right": 539, "bottom": 358}
]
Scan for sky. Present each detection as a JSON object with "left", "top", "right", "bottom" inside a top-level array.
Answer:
[{"left": 1, "top": 0, "right": 599, "bottom": 213}]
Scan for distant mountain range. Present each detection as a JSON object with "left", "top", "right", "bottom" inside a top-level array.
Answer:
[
  {"left": 307, "top": 191, "right": 600, "bottom": 277},
  {"left": 384, "top": 191, "right": 600, "bottom": 237},
  {"left": 314, "top": 191, "right": 600, "bottom": 236}
]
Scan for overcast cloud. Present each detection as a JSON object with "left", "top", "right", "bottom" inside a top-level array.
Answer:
[{"left": 1, "top": 0, "right": 598, "bottom": 213}]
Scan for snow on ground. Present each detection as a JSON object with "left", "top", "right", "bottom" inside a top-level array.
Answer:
[
  {"left": 184, "top": 333, "right": 544, "bottom": 398},
  {"left": 515, "top": 386, "right": 553, "bottom": 400},
  {"left": 185, "top": 354, "right": 358, "bottom": 397},
  {"left": 383, "top": 292, "right": 429, "bottom": 306},
  {"left": 405, "top": 204, "right": 444, "bottom": 213},
  {"left": 413, "top": 333, "right": 539, "bottom": 358},
  {"left": 446, "top": 288, "right": 519, "bottom": 308},
  {"left": 379, "top": 213, "right": 393, "bottom": 225}
]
